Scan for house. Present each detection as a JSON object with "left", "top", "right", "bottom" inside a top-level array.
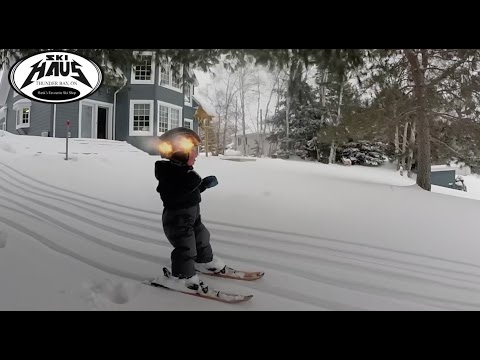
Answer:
[
  {"left": 0, "top": 51, "right": 205, "bottom": 155},
  {"left": 233, "top": 129, "right": 273, "bottom": 157}
]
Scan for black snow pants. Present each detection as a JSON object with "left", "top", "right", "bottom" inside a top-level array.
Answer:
[{"left": 162, "top": 204, "right": 213, "bottom": 278}]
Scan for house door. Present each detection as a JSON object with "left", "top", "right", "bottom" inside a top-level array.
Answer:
[
  {"left": 79, "top": 101, "right": 112, "bottom": 139},
  {"left": 97, "top": 107, "right": 107, "bottom": 139}
]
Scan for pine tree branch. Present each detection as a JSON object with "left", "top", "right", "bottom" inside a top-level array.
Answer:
[
  {"left": 430, "top": 110, "right": 476, "bottom": 122},
  {"left": 430, "top": 137, "right": 471, "bottom": 161}
]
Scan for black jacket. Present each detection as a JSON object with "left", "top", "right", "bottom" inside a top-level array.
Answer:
[{"left": 155, "top": 160, "right": 208, "bottom": 210}]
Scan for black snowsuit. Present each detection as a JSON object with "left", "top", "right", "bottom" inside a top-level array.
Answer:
[{"left": 155, "top": 160, "right": 213, "bottom": 278}]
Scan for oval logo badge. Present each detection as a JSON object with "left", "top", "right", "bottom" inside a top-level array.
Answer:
[{"left": 8, "top": 51, "right": 103, "bottom": 104}]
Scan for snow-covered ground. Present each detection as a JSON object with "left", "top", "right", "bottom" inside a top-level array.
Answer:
[{"left": 1, "top": 130, "right": 480, "bottom": 310}]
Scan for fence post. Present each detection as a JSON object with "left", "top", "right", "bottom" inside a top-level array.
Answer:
[{"left": 65, "top": 120, "right": 70, "bottom": 160}]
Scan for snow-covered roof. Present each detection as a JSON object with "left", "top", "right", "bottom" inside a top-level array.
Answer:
[{"left": 193, "top": 93, "right": 217, "bottom": 117}]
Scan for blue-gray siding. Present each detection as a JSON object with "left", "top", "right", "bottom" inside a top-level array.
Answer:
[
  {"left": 55, "top": 102, "right": 79, "bottom": 138},
  {"left": 30, "top": 101, "right": 53, "bottom": 136}
]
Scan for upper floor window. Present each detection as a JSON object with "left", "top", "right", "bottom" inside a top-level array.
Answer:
[
  {"left": 184, "top": 83, "right": 192, "bottom": 106},
  {"left": 159, "top": 61, "right": 183, "bottom": 93},
  {"left": 131, "top": 51, "right": 155, "bottom": 85}
]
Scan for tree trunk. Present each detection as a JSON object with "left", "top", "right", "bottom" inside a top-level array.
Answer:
[
  {"left": 401, "top": 121, "right": 409, "bottom": 169},
  {"left": 205, "top": 119, "right": 209, "bottom": 157},
  {"left": 285, "top": 58, "right": 301, "bottom": 152},
  {"left": 316, "top": 69, "right": 329, "bottom": 162},
  {"left": 393, "top": 98, "right": 400, "bottom": 170},
  {"left": 285, "top": 95, "right": 290, "bottom": 151},
  {"left": 222, "top": 113, "right": 228, "bottom": 155},
  {"left": 329, "top": 140, "right": 336, "bottom": 164},
  {"left": 256, "top": 71, "right": 261, "bottom": 157},
  {"left": 240, "top": 73, "right": 247, "bottom": 156},
  {"left": 407, "top": 121, "right": 417, "bottom": 177},
  {"left": 328, "top": 77, "right": 344, "bottom": 163},
  {"left": 395, "top": 124, "right": 400, "bottom": 170},
  {"left": 261, "top": 70, "right": 280, "bottom": 158},
  {"left": 234, "top": 98, "right": 238, "bottom": 151},
  {"left": 336, "top": 78, "right": 344, "bottom": 125},
  {"left": 259, "top": 109, "right": 263, "bottom": 157},
  {"left": 404, "top": 49, "right": 431, "bottom": 191},
  {"left": 216, "top": 115, "right": 221, "bottom": 156}
]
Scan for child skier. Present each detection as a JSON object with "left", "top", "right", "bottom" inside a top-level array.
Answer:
[{"left": 154, "top": 127, "right": 225, "bottom": 292}]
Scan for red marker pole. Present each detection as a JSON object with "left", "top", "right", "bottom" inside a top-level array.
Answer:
[{"left": 65, "top": 120, "right": 70, "bottom": 161}]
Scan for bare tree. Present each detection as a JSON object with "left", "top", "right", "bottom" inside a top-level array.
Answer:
[{"left": 201, "top": 65, "right": 240, "bottom": 155}]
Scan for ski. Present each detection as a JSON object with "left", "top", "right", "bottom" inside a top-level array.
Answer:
[
  {"left": 143, "top": 268, "right": 253, "bottom": 304},
  {"left": 198, "top": 266, "right": 265, "bottom": 281}
]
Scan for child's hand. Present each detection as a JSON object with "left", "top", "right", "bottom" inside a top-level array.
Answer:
[{"left": 202, "top": 176, "right": 218, "bottom": 189}]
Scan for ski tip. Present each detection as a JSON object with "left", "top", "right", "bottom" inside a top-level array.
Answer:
[
  {"left": 245, "top": 272, "right": 265, "bottom": 280},
  {"left": 227, "top": 294, "right": 253, "bottom": 303}
]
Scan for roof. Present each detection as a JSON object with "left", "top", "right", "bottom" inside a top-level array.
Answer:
[{"left": 192, "top": 93, "right": 217, "bottom": 117}]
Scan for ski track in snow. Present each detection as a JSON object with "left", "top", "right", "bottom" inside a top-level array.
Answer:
[
  {"left": 2, "top": 163, "right": 480, "bottom": 310},
  {"left": 0, "top": 229, "right": 7, "bottom": 248}
]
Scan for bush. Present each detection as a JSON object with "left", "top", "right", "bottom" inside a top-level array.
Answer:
[{"left": 336, "top": 141, "right": 391, "bottom": 166}]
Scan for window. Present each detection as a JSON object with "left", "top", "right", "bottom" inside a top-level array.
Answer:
[
  {"left": 130, "top": 51, "right": 155, "bottom": 84},
  {"left": 237, "top": 137, "right": 241, "bottom": 146},
  {"left": 159, "top": 61, "right": 183, "bottom": 93},
  {"left": 184, "top": 83, "right": 192, "bottom": 105},
  {"left": 129, "top": 100, "right": 154, "bottom": 136},
  {"left": 157, "top": 101, "right": 183, "bottom": 135},
  {"left": 184, "top": 118, "right": 193, "bottom": 130},
  {"left": 160, "top": 65, "right": 170, "bottom": 86},
  {"left": 13, "top": 99, "right": 31, "bottom": 130}
]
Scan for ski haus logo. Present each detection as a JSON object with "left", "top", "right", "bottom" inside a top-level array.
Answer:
[{"left": 9, "top": 51, "right": 103, "bottom": 104}]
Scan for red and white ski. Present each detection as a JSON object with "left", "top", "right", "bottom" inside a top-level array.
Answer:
[
  {"left": 198, "top": 266, "right": 265, "bottom": 281},
  {"left": 143, "top": 267, "right": 253, "bottom": 304}
]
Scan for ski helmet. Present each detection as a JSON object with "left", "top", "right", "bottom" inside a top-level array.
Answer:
[{"left": 158, "top": 127, "right": 201, "bottom": 163}]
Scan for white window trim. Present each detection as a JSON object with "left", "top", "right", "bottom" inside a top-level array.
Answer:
[
  {"left": 184, "top": 118, "right": 193, "bottom": 130},
  {"left": 79, "top": 99, "right": 114, "bottom": 139},
  {"left": 129, "top": 100, "right": 154, "bottom": 136},
  {"left": 158, "top": 61, "right": 183, "bottom": 93},
  {"left": 13, "top": 98, "right": 32, "bottom": 110},
  {"left": 15, "top": 107, "right": 30, "bottom": 130},
  {"left": 130, "top": 51, "right": 155, "bottom": 85},
  {"left": 184, "top": 84, "right": 193, "bottom": 106},
  {"left": 13, "top": 99, "right": 32, "bottom": 130},
  {"left": 157, "top": 100, "right": 183, "bottom": 135}
]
